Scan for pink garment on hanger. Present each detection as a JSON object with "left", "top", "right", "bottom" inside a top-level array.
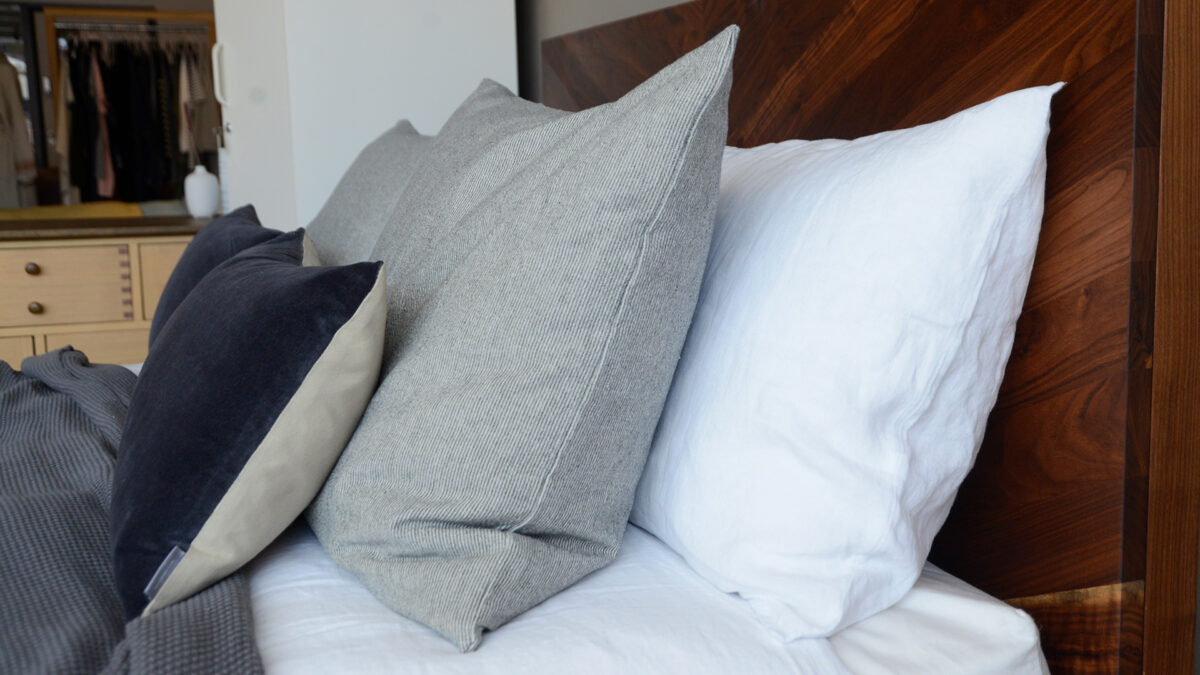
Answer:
[{"left": 91, "top": 54, "right": 115, "bottom": 199}]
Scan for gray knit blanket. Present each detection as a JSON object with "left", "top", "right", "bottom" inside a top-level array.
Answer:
[{"left": 0, "top": 349, "right": 262, "bottom": 674}]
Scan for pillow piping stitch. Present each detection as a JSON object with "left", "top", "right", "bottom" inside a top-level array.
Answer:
[
  {"left": 504, "top": 37, "right": 733, "bottom": 537},
  {"left": 467, "top": 34, "right": 736, "bottom": 646}
]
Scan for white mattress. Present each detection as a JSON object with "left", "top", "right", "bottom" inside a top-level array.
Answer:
[{"left": 248, "top": 524, "right": 1046, "bottom": 674}]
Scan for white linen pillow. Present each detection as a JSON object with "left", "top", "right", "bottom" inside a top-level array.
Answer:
[{"left": 630, "top": 84, "right": 1062, "bottom": 640}]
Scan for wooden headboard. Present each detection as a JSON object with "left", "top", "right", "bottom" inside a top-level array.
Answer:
[{"left": 541, "top": 1, "right": 1199, "bottom": 672}]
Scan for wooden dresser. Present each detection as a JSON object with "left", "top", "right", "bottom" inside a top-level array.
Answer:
[{"left": 0, "top": 217, "right": 205, "bottom": 366}]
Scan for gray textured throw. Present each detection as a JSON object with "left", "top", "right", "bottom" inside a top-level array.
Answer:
[{"left": 0, "top": 349, "right": 261, "bottom": 674}]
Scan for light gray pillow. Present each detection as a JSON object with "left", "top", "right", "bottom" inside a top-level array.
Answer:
[
  {"left": 308, "top": 26, "right": 738, "bottom": 651},
  {"left": 304, "top": 120, "right": 431, "bottom": 265}
]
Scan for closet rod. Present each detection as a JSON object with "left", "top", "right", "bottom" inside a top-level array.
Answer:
[{"left": 53, "top": 21, "right": 208, "bottom": 34}]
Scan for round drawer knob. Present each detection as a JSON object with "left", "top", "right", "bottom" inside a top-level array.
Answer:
[
  {"left": 24, "top": 262, "right": 40, "bottom": 275},
  {"left": 27, "top": 301, "right": 44, "bottom": 315}
]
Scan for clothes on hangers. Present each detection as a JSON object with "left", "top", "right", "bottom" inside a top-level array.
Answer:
[
  {"left": 178, "top": 46, "right": 218, "bottom": 159},
  {"left": 92, "top": 55, "right": 114, "bottom": 199},
  {"left": 155, "top": 48, "right": 181, "bottom": 188},
  {"left": 0, "top": 53, "right": 36, "bottom": 208},
  {"left": 66, "top": 41, "right": 98, "bottom": 202},
  {"left": 59, "top": 31, "right": 216, "bottom": 203},
  {"left": 54, "top": 57, "right": 79, "bottom": 205}
]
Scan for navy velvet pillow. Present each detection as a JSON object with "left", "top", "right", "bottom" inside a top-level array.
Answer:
[
  {"left": 112, "top": 229, "right": 385, "bottom": 619},
  {"left": 148, "top": 205, "right": 283, "bottom": 346}
]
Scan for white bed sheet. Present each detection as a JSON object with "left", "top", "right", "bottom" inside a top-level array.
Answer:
[
  {"left": 248, "top": 524, "right": 1046, "bottom": 674},
  {"left": 829, "top": 564, "right": 1048, "bottom": 673}
]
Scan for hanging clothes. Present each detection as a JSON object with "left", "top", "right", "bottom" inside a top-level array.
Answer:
[
  {"left": 0, "top": 53, "right": 36, "bottom": 208},
  {"left": 177, "top": 53, "right": 191, "bottom": 158},
  {"left": 178, "top": 47, "right": 219, "bottom": 160},
  {"left": 91, "top": 55, "right": 114, "bottom": 199},
  {"left": 156, "top": 49, "right": 183, "bottom": 190},
  {"left": 66, "top": 41, "right": 99, "bottom": 202},
  {"left": 60, "top": 29, "right": 214, "bottom": 203},
  {"left": 54, "top": 57, "right": 79, "bottom": 205}
]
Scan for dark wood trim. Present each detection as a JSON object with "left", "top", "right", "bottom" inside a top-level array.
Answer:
[
  {"left": 1117, "top": 1, "right": 1164, "bottom": 670},
  {"left": 0, "top": 216, "right": 205, "bottom": 241},
  {"left": 1143, "top": 0, "right": 1200, "bottom": 670}
]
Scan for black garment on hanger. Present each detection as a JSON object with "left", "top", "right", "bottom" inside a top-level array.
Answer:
[
  {"left": 66, "top": 41, "right": 98, "bottom": 202},
  {"left": 99, "top": 44, "right": 130, "bottom": 201},
  {"left": 102, "top": 44, "right": 165, "bottom": 202},
  {"left": 154, "top": 49, "right": 182, "bottom": 196}
]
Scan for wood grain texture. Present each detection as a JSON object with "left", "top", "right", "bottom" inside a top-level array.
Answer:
[
  {"left": 0, "top": 216, "right": 205, "bottom": 242},
  {"left": 0, "top": 245, "right": 134, "bottom": 327},
  {"left": 541, "top": 0, "right": 1197, "bottom": 671},
  {"left": 1143, "top": 0, "right": 1200, "bottom": 670},
  {"left": 138, "top": 241, "right": 188, "bottom": 321},
  {"left": 43, "top": 328, "right": 150, "bottom": 365},
  {"left": 1119, "top": 0, "right": 1165, "bottom": 666},
  {"left": 539, "top": 0, "right": 1140, "bottom": 593},
  {"left": 1009, "top": 581, "right": 1144, "bottom": 673},
  {"left": 0, "top": 234, "right": 188, "bottom": 365},
  {"left": 0, "top": 335, "right": 34, "bottom": 365}
]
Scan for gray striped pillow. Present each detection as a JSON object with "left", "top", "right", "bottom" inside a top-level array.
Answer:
[
  {"left": 305, "top": 120, "right": 432, "bottom": 266},
  {"left": 308, "top": 26, "right": 738, "bottom": 651}
]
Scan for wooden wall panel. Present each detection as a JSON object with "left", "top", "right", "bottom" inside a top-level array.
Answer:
[
  {"left": 1143, "top": 0, "right": 1200, "bottom": 669},
  {"left": 1009, "top": 581, "right": 1143, "bottom": 673},
  {"left": 542, "top": 0, "right": 1142, "bottom": 593}
]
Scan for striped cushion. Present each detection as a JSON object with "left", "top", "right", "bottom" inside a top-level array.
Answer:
[
  {"left": 305, "top": 120, "right": 432, "bottom": 266},
  {"left": 309, "top": 26, "right": 738, "bottom": 651}
]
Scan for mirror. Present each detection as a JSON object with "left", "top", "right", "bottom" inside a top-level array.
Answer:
[{"left": 0, "top": 3, "right": 218, "bottom": 223}]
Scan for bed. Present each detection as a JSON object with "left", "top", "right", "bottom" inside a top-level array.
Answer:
[
  {"left": 1, "top": 0, "right": 1195, "bottom": 673},
  {"left": 536, "top": 0, "right": 1197, "bottom": 672}
]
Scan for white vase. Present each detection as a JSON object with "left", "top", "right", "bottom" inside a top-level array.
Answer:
[{"left": 184, "top": 165, "right": 221, "bottom": 218}]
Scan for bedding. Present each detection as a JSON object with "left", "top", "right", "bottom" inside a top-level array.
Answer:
[
  {"left": 148, "top": 204, "right": 286, "bottom": 345},
  {"left": 0, "top": 347, "right": 1043, "bottom": 674},
  {"left": 309, "top": 26, "right": 737, "bottom": 651},
  {"left": 0, "top": 350, "right": 261, "bottom": 674},
  {"left": 112, "top": 229, "right": 386, "bottom": 619},
  {"left": 248, "top": 523, "right": 1046, "bottom": 674},
  {"left": 0, "top": 8, "right": 1073, "bottom": 669},
  {"left": 632, "top": 84, "right": 1061, "bottom": 639},
  {"left": 305, "top": 120, "right": 432, "bottom": 266},
  {"left": 829, "top": 566, "right": 1048, "bottom": 673}
]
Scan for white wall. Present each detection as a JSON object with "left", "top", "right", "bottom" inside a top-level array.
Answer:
[
  {"left": 532, "top": 0, "right": 685, "bottom": 38},
  {"left": 213, "top": 0, "right": 517, "bottom": 228},
  {"left": 283, "top": 0, "right": 517, "bottom": 225},
  {"left": 213, "top": 0, "right": 298, "bottom": 228}
]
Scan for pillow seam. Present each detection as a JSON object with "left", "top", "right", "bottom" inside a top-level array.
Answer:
[
  {"left": 468, "top": 86, "right": 717, "bottom": 640},
  {"left": 502, "top": 41, "right": 735, "bottom": 539}
]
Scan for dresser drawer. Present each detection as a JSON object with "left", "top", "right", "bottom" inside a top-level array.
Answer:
[
  {"left": 139, "top": 241, "right": 189, "bottom": 320},
  {"left": 44, "top": 328, "right": 149, "bottom": 365},
  {"left": 0, "top": 245, "right": 134, "bottom": 327},
  {"left": 0, "top": 335, "right": 34, "bottom": 366}
]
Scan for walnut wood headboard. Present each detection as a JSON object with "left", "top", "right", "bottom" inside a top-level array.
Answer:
[{"left": 541, "top": 1, "right": 1199, "bottom": 672}]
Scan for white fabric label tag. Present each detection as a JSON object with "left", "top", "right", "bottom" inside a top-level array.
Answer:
[{"left": 143, "top": 546, "right": 187, "bottom": 601}]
